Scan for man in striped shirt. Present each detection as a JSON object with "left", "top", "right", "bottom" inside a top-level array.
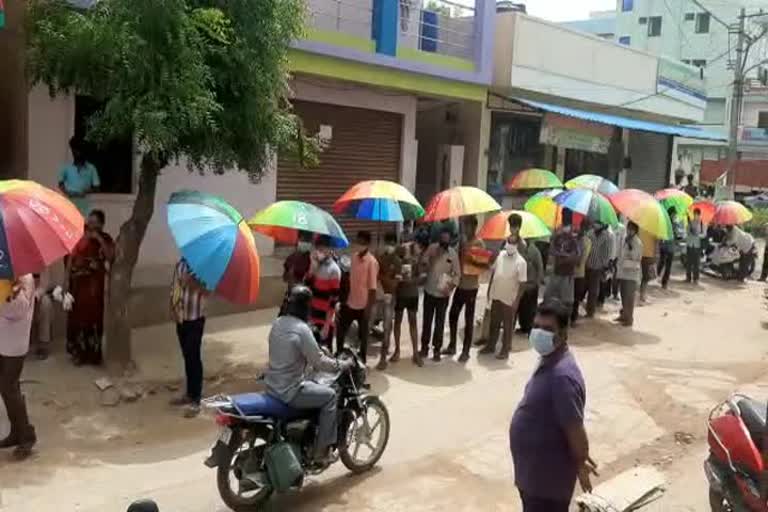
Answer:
[
  {"left": 170, "top": 259, "right": 208, "bottom": 418},
  {"left": 585, "top": 222, "right": 612, "bottom": 318},
  {"left": 306, "top": 236, "right": 341, "bottom": 350}
]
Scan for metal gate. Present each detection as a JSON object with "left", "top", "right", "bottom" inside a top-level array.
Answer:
[
  {"left": 277, "top": 100, "right": 402, "bottom": 235},
  {"left": 626, "top": 131, "right": 672, "bottom": 193}
]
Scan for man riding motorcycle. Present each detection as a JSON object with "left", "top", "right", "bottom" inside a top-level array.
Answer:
[{"left": 264, "top": 285, "right": 353, "bottom": 464}]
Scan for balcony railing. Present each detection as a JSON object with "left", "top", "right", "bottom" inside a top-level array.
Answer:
[
  {"left": 306, "top": 0, "right": 374, "bottom": 41},
  {"left": 399, "top": 0, "right": 477, "bottom": 61}
]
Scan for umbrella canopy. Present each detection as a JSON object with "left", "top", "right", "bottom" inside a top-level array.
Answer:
[
  {"left": 0, "top": 180, "right": 84, "bottom": 278},
  {"left": 654, "top": 189, "right": 693, "bottom": 218},
  {"left": 609, "top": 189, "right": 673, "bottom": 240},
  {"left": 423, "top": 186, "right": 501, "bottom": 222},
  {"left": 167, "top": 190, "right": 260, "bottom": 304},
  {"left": 712, "top": 200, "right": 753, "bottom": 226},
  {"left": 334, "top": 180, "right": 424, "bottom": 222},
  {"left": 565, "top": 174, "right": 620, "bottom": 196},
  {"left": 553, "top": 189, "right": 618, "bottom": 227},
  {"left": 505, "top": 168, "right": 563, "bottom": 191},
  {"left": 689, "top": 200, "right": 716, "bottom": 225},
  {"left": 524, "top": 189, "right": 564, "bottom": 229},
  {"left": 248, "top": 201, "right": 348, "bottom": 248},
  {"left": 477, "top": 210, "right": 552, "bottom": 241}
]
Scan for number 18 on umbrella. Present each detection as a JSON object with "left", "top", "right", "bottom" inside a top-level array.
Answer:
[{"left": 167, "top": 191, "right": 260, "bottom": 304}]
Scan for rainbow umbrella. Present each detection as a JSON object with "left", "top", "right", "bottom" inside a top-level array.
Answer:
[
  {"left": 0, "top": 180, "right": 84, "bottom": 278},
  {"left": 334, "top": 180, "right": 424, "bottom": 222},
  {"left": 423, "top": 186, "right": 501, "bottom": 222},
  {"left": 554, "top": 189, "right": 618, "bottom": 227},
  {"left": 689, "top": 199, "right": 716, "bottom": 225},
  {"left": 477, "top": 210, "right": 551, "bottom": 241},
  {"left": 167, "top": 190, "right": 260, "bottom": 304},
  {"left": 524, "top": 189, "right": 564, "bottom": 229},
  {"left": 566, "top": 174, "right": 620, "bottom": 196},
  {"left": 248, "top": 201, "right": 348, "bottom": 248},
  {"left": 712, "top": 200, "right": 753, "bottom": 226},
  {"left": 505, "top": 168, "right": 563, "bottom": 191},
  {"left": 654, "top": 188, "right": 693, "bottom": 218},
  {"left": 609, "top": 189, "right": 673, "bottom": 240}
]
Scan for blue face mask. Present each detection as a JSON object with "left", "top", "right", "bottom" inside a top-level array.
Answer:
[{"left": 529, "top": 328, "right": 556, "bottom": 356}]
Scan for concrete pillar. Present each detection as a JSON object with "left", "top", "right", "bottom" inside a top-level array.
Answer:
[
  {"left": 459, "top": 100, "right": 490, "bottom": 190},
  {"left": 0, "top": 0, "right": 29, "bottom": 180}
]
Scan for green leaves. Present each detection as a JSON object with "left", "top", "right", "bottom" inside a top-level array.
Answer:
[{"left": 26, "top": 0, "right": 314, "bottom": 179}]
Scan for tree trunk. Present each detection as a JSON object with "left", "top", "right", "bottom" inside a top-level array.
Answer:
[{"left": 104, "top": 155, "right": 161, "bottom": 372}]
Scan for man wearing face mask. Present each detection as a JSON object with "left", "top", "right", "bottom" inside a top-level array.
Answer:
[
  {"left": 615, "top": 221, "right": 643, "bottom": 327},
  {"left": 543, "top": 211, "right": 581, "bottom": 321},
  {"left": 281, "top": 231, "right": 313, "bottom": 314},
  {"left": 375, "top": 232, "right": 401, "bottom": 370},
  {"left": 686, "top": 208, "right": 705, "bottom": 284},
  {"left": 585, "top": 220, "right": 612, "bottom": 317},
  {"left": 510, "top": 299, "right": 596, "bottom": 511},
  {"left": 420, "top": 227, "right": 460, "bottom": 362},
  {"left": 480, "top": 223, "right": 527, "bottom": 360},
  {"left": 305, "top": 235, "right": 341, "bottom": 350},
  {"left": 337, "top": 231, "right": 379, "bottom": 363}
]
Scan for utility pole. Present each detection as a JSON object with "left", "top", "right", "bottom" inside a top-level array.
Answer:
[{"left": 726, "top": 8, "right": 747, "bottom": 198}]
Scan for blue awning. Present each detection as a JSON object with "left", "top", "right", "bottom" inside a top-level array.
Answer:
[{"left": 516, "top": 98, "right": 726, "bottom": 142}]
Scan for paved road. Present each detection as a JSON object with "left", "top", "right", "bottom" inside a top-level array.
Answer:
[{"left": 1, "top": 278, "right": 766, "bottom": 511}]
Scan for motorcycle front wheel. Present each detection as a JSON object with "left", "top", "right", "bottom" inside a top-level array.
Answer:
[
  {"left": 217, "top": 428, "right": 273, "bottom": 512},
  {"left": 339, "top": 396, "right": 390, "bottom": 474}
]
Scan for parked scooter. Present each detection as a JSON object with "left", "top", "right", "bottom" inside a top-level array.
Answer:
[
  {"left": 705, "top": 394, "right": 768, "bottom": 511},
  {"left": 202, "top": 347, "right": 390, "bottom": 512}
]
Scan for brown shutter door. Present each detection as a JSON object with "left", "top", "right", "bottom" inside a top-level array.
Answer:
[{"left": 277, "top": 100, "right": 402, "bottom": 236}]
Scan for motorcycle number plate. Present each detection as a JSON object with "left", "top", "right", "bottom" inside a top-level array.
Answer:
[{"left": 218, "top": 427, "right": 232, "bottom": 445}]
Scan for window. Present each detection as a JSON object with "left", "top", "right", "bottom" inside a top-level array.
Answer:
[
  {"left": 619, "top": 36, "right": 631, "bottom": 45},
  {"left": 758, "top": 112, "right": 768, "bottom": 129},
  {"left": 692, "top": 59, "right": 707, "bottom": 67},
  {"left": 639, "top": 16, "right": 647, "bottom": 24},
  {"left": 684, "top": 12, "right": 695, "bottom": 21},
  {"left": 648, "top": 16, "right": 662, "bottom": 37},
  {"left": 621, "top": 0, "right": 633, "bottom": 12},
  {"left": 695, "top": 13, "right": 710, "bottom": 33},
  {"left": 74, "top": 96, "right": 134, "bottom": 194}
]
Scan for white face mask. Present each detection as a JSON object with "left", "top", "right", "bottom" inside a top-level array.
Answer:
[
  {"left": 505, "top": 243, "right": 518, "bottom": 256},
  {"left": 385, "top": 245, "right": 396, "bottom": 255}
]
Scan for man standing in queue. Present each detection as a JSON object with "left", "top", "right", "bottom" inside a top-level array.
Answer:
[
  {"left": 421, "top": 227, "right": 460, "bottom": 362},
  {"left": 510, "top": 299, "right": 597, "bottom": 511}
]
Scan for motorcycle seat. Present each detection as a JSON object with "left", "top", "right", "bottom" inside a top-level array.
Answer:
[
  {"left": 230, "top": 392, "right": 305, "bottom": 420},
  {"left": 737, "top": 398, "right": 766, "bottom": 450}
]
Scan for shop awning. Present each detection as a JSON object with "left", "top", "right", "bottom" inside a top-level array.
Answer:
[{"left": 516, "top": 98, "right": 726, "bottom": 142}]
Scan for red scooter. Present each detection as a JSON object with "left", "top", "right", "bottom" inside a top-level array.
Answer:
[{"left": 706, "top": 394, "right": 768, "bottom": 511}]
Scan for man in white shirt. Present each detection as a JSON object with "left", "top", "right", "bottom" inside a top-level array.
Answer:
[
  {"left": 726, "top": 225, "right": 756, "bottom": 281},
  {"left": 480, "top": 226, "right": 528, "bottom": 360},
  {"left": 0, "top": 274, "right": 37, "bottom": 460}
]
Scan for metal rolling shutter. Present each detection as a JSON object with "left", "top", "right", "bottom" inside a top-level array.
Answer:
[
  {"left": 277, "top": 100, "right": 402, "bottom": 235},
  {"left": 626, "top": 131, "right": 672, "bottom": 192}
]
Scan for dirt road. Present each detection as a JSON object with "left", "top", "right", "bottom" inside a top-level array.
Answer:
[{"left": 1, "top": 276, "right": 767, "bottom": 511}]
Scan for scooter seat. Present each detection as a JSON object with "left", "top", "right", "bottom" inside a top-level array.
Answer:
[
  {"left": 737, "top": 398, "right": 766, "bottom": 450},
  {"left": 231, "top": 392, "right": 305, "bottom": 419}
]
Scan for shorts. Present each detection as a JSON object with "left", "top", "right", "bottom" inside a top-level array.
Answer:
[{"left": 395, "top": 295, "right": 419, "bottom": 313}]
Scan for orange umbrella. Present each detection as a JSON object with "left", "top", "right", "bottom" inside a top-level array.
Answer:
[{"left": 689, "top": 200, "right": 716, "bottom": 225}]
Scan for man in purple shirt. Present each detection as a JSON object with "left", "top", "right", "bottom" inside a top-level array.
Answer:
[{"left": 509, "top": 299, "right": 597, "bottom": 511}]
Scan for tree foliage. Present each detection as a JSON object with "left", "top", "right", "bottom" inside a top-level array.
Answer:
[{"left": 26, "top": 0, "right": 317, "bottom": 177}]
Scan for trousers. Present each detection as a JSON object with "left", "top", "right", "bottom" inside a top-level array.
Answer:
[
  {"left": 0, "top": 355, "right": 35, "bottom": 442},
  {"left": 448, "top": 288, "right": 478, "bottom": 355},
  {"left": 176, "top": 317, "right": 206, "bottom": 403},
  {"left": 337, "top": 305, "right": 369, "bottom": 362},
  {"left": 421, "top": 293, "right": 449, "bottom": 354},
  {"left": 686, "top": 246, "right": 701, "bottom": 282},
  {"left": 657, "top": 248, "right": 674, "bottom": 287},
  {"left": 487, "top": 299, "right": 516, "bottom": 353},
  {"left": 619, "top": 279, "right": 637, "bottom": 325},
  {"left": 585, "top": 267, "right": 603, "bottom": 316},
  {"left": 519, "top": 491, "right": 570, "bottom": 512},
  {"left": 34, "top": 294, "right": 54, "bottom": 345},
  {"left": 571, "top": 277, "right": 587, "bottom": 322},
  {"left": 289, "top": 381, "right": 337, "bottom": 452},
  {"left": 517, "top": 286, "right": 539, "bottom": 333}
]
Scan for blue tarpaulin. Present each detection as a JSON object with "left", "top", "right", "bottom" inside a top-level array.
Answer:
[{"left": 516, "top": 98, "right": 726, "bottom": 142}]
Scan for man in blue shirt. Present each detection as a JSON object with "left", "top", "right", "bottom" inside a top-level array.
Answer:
[
  {"left": 509, "top": 299, "right": 597, "bottom": 511},
  {"left": 58, "top": 137, "right": 100, "bottom": 216}
]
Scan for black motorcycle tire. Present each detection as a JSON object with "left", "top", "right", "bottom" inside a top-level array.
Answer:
[
  {"left": 340, "top": 396, "right": 390, "bottom": 474},
  {"left": 216, "top": 428, "right": 273, "bottom": 512}
]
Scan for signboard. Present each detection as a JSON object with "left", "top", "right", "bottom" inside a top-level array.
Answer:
[
  {"left": 656, "top": 58, "right": 707, "bottom": 109},
  {"left": 539, "top": 113, "right": 612, "bottom": 154}
]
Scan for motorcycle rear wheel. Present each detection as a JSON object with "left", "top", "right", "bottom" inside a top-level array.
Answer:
[
  {"left": 340, "top": 396, "right": 390, "bottom": 474},
  {"left": 217, "top": 428, "right": 273, "bottom": 512}
]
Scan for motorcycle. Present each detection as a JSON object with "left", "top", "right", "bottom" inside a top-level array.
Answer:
[
  {"left": 202, "top": 348, "right": 390, "bottom": 511},
  {"left": 704, "top": 244, "right": 756, "bottom": 281},
  {"left": 705, "top": 394, "right": 767, "bottom": 511}
]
